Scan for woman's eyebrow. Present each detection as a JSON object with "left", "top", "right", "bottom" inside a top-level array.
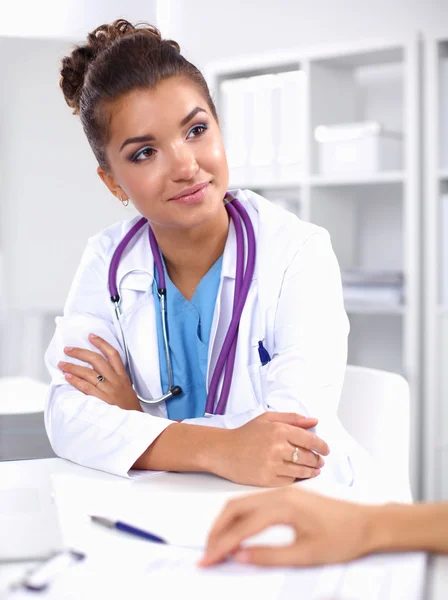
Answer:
[
  {"left": 119, "top": 106, "right": 208, "bottom": 152},
  {"left": 180, "top": 106, "right": 207, "bottom": 127}
]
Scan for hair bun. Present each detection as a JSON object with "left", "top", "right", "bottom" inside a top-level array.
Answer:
[
  {"left": 60, "top": 45, "right": 94, "bottom": 115},
  {"left": 87, "top": 19, "right": 164, "bottom": 50},
  {"left": 60, "top": 19, "right": 180, "bottom": 114}
]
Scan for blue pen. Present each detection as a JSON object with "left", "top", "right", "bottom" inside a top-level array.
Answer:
[
  {"left": 258, "top": 340, "right": 271, "bottom": 366},
  {"left": 90, "top": 515, "right": 167, "bottom": 544}
]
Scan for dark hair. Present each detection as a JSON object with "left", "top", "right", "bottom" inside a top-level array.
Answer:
[{"left": 60, "top": 19, "right": 218, "bottom": 171}]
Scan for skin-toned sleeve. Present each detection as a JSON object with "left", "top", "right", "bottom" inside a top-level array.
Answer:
[{"left": 44, "top": 239, "right": 173, "bottom": 478}]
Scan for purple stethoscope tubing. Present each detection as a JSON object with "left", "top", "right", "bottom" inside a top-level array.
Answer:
[
  {"left": 209, "top": 200, "right": 244, "bottom": 415},
  {"left": 206, "top": 196, "right": 255, "bottom": 415},
  {"left": 108, "top": 192, "right": 256, "bottom": 415}
]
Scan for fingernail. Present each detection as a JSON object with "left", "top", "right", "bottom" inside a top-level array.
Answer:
[
  {"left": 65, "top": 373, "right": 73, "bottom": 380},
  {"left": 234, "top": 550, "right": 250, "bottom": 563},
  {"left": 315, "top": 469, "right": 321, "bottom": 476},
  {"left": 58, "top": 361, "right": 66, "bottom": 368},
  {"left": 89, "top": 333, "right": 98, "bottom": 339},
  {"left": 320, "top": 457, "right": 325, "bottom": 466},
  {"left": 64, "top": 347, "right": 73, "bottom": 352}
]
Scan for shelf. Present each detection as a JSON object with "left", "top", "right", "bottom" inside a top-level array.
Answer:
[
  {"left": 345, "top": 304, "right": 405, "bottom": 315},
  {"left": 308, "top": 171, "right": 405, "bottom": 187},
  {"left": 230, "top": 171, "right": 405, "bottom": 190},
  {"left": 208, "top": 38, "right": 420, "bottom": 494},
  {"left": 313, "top": 46, "right": 404, "bottom": 69}
]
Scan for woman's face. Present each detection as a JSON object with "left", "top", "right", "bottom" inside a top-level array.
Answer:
[{"left": 98, "top": 76, "right": 229, "bottom": 231}]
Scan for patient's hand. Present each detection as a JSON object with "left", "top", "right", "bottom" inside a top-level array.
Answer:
[
  {"left": 57, "top": 333, "right": 142, "bottom": 411},
  {"left": 201, "top": 487, "right": 371, "bottom": 567}
]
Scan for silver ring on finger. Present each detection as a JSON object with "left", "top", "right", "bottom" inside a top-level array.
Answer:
[
  {"left": 95, "top": 374, "right": 105, "bottom": 387},
  {"left": 292, "top": 447, "right": 299, "bottom": 464}
]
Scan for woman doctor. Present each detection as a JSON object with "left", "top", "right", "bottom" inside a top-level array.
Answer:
[{"left": 45, "top": 19, "right": 352, "bottom": 487}]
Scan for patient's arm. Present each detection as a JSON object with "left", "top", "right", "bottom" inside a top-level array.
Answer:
[
  {"left": 369, "top": 501, "right": 448, "bottom": 555},
  {"left": 201, "top": 487, "right": 448, "bottom": 567}
]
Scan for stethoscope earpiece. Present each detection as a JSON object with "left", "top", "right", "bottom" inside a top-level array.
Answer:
[{"left": 170, "top": 386, "right": 183, "bottom": 397}]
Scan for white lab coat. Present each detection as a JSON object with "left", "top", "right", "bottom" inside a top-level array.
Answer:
[{"left": 44, "top": 189, "right": 370, "bottom": 489}]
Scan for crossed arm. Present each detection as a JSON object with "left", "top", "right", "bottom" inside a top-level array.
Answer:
[{"left": 57, "top": 334, "right": 329, "bottom": 486}]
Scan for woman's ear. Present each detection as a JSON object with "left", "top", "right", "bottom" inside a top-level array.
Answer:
[{"left": 97, "top": 166, "right": 127, "bottom": 202}]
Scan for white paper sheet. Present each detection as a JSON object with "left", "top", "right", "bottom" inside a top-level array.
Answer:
[
  {"left": 127, "top": 469, "right": 164, "bottom": 479},
  {"left": 4, "top": 543, "right": 426, "bottom": 600},
  {"left": 5, "top": 545, "right": 287, "bottom": 600}
]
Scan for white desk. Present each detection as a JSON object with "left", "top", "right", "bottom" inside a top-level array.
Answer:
[
  {"left": 427, "top": 555, "right": 448, "bottom": 600},
  {"left": 0, "top": 458, "right": 431, "bottom": 599}
]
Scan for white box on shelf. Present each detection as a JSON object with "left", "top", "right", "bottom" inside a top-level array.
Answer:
[{"left": 315, "top": 121, "right": 403, "bottom": 175}]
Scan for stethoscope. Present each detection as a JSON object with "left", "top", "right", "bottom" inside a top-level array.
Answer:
[{"left": 108, "top": 192, "right": 256, "bottom": 416}]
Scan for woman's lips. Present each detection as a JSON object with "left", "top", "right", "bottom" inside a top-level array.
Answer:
[{"left": 169, "top": 183, "right": 209, "bottom": 205}]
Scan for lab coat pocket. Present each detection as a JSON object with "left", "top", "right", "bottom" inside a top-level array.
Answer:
[{"left": 248, "top": 363, "right": 270, "bottom": 407}]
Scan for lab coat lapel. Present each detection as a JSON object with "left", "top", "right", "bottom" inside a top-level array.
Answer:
[{"left": 206, "top": 215, "right": 236, "bottom": 390}]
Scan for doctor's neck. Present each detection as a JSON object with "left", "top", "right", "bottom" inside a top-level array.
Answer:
[{"left": 150, "top": 205, "right": 229, "bottom": 292}]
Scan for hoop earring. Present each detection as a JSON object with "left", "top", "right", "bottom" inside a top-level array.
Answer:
[{"left": 118, "top": 195, "right": 129, "bottom": 207}]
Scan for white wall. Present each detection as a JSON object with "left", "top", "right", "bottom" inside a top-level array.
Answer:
[
  {"left": 1, "top": 0, "right": 446, "bottom": 381},
  {"left": 0, "top": 37, "right": 139, "bottom": 313},
  {"left": 0, "top": 36, "right": 138, "bottom": 379},
  {"left": 0, "top": 0, "right": 157, "bottom": 39},
  {"left": 164, "top": 0, "right": 448, "bottom": 70},
  {"left": 2, "top": 0, "right": 447, "bottom": 59}
]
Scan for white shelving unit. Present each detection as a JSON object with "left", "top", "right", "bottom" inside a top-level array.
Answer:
[
  {"left": 423, "top": 33, "right": 448, "bottom": 501},
  {"left": 206, "top": 37, "right": 422, "bottom": 497}
]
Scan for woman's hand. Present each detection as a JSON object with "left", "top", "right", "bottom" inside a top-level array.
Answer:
[
  {"left": 58, "top": 333, "right": 142, "bottom": 411},
  {"left": 210, "top": 412, "right": 329, "bottom": 487},
  {"left": 200, "top": 487, "right": 372, "bottom": 567}
]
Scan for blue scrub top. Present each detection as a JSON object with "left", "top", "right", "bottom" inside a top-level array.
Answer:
[{"left": 153, "top": 255, "right": 223, "bottom": 420}]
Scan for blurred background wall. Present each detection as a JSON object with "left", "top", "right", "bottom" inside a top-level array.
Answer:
[
  {"left": 3, "top": 0, "right": 446, "bottom": 379},
  {"left": 0, "top": 0, "right": 447, "bottom": 500}
]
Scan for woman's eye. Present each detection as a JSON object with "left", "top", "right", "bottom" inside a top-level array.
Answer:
[
  {"left": 130, "top": 125, "right": 207, "bottom": 163},
  {"left": 131, "top": 147, "right": 154, "bottom": 162},
  {"left": 188, "top": 124, "right": 208, "bottom": 138}
]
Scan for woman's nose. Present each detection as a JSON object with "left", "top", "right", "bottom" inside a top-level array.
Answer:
[{"left": 169, "top": 144, "right": 199, "bottom": 181}]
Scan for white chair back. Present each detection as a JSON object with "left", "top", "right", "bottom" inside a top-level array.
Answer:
[
  {"left": 0, "top": 376, "right": 48, "bottom": 415},
  {"left": 338, "top": 365, "right": 411, "bottom": 499}
]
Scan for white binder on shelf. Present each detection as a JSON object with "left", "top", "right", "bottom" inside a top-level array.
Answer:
[
  {"left": 220, "top": 78, "right": 250, "bottom": 186},
  {"left": 247, "top": 73, "right": 277, "bottom": 186},
  {"left": 277, "top": 70, "right": 305, "bottom": 182}
]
